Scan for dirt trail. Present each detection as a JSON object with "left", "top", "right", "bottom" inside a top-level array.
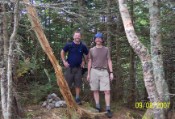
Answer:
[{"left": 25, "top": 104, "right": 144, "bottom": 119}]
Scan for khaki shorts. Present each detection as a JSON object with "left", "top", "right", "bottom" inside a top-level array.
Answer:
[{"left": 90, "top": 68, "right": 110, "bottom": 91}]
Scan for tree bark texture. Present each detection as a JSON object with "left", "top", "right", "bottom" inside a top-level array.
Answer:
[
  {"left": 107, "top": 0, "right": 112, "bottom": 53},
  {"left": 118, "top": 0, "right": 164, "bottom": 118},
  {"left": 149, "top": 0, "right": 170, "bottom": 118},
  {"left": 149, "top": 0, "right": 170, "bottom": 103},
  {"left": 128, "top": 47, "right": 135, "bottom": 106},
  {"left": 2, "top": 4, "right": 9, "bottom": 109},
  {"left": 0, "top": 4, "right": 3, "bottom": 68},
  {"left": 0, "top": 3, "right": 8, "bottom": 119},
  {"left": 128, "top": 0, "right": 136, "bottom": 106},
  {"left": 7, "top": 0, "right": 19, "bottom": 119},
  {"left": 3, "top": 3, "right": 9, "bottom": 69},
  {"left": 112, "top": 38, "right": 123, "bottom": 100}
]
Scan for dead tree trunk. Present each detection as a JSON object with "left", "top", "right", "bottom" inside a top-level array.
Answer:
[
  {"left": 118, "top": 0, "right": 165, "bottom": 118},
  {"left": 23, "top": 0, "right": 101, "bottom": 118},
  {"left": 23, "top": 0, "right": 78, "bottom": 110}
]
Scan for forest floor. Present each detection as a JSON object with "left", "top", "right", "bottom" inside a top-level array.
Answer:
[{"left": 24, "top": 103, "right": 144, "bottom": 119}]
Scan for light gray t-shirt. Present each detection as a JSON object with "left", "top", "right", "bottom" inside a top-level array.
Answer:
[{"left": 89, "top": 46, "right": 110, "bottom": 69}]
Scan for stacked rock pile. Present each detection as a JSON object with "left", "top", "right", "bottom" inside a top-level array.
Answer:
[{"left": 42, "top": 93, "right": 66, "bottom": 110}]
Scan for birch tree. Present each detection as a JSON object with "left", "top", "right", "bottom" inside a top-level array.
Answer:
[
  {"left": 149, "top": 0, "right": 170, "bottom": 117},
  {"left": 1, "top": 3, "right": 8, "bottom": 119},
  {"left": 1, "top": 1, "right": 20, "bottom": 119},
  {"left": 149, "top": 0, "right": 169, "bottom": 103},
  {"left": 118, "top": 0, "right": 169, "bottom": 118},
  {"left": 7, "top": 1, "right": 19, "bottom": 118}
]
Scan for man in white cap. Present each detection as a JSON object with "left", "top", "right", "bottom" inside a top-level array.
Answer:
[{"left": 87, "top": 32, "right": 113, "bottom": 118}]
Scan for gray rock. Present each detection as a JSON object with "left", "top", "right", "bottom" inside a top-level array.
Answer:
[
  {"left": 53, "top": 96, "right": 61, "bottom": 101},
  {"left": 59, "top": 100, "right": 66, "bottom": 107},
  {"left": 49, "top": 103, "right": 55, "bottom": 109},
  {"left": 48, "top": 98, "right": 53, "bottom": 103},
  {"left": 47, "top": 94, "right": 52, "bottom": 99},
  {"left": 55, "top": 101, "right": 61, "bottom": 108},
  {"left": 50, "top": 93, "right": 57, "bottom": 98},
  {"left": 52, "top": 100, "right": 56, "bottom": 104},
  {"left": 43, "top": 93, "right": 66, "bottom": 109},
  {"left": 42, "top": 101, "right": 47, "bottom": 107}
]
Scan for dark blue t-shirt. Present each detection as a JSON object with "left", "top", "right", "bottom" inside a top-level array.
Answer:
[{"left": 63, "top": 42, "right": 88, "bottom": 68}]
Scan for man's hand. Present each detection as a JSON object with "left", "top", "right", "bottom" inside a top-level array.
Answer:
[
  {"left": 63, "top": 61, "right": 69, "bottom": 68},
  {"left": 87, "top": 74, "right": 90, "bottom": 82},
  {"left": 81, "top": 60, "right": 85, "bottom": 68},
  {"left": 109, "top": 73, "right": 114, "bottom": 81}
]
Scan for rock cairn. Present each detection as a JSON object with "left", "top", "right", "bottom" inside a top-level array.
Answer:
[{"left": 42, "top": 93, "right": 66, "bottom": 110}]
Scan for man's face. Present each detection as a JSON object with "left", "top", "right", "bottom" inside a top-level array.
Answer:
[
  {"left": 73, "top": 33, "right": 81, "bottom": 42},
  {"left": 95, "top": 37, "right": 103, "bottom": 45}
]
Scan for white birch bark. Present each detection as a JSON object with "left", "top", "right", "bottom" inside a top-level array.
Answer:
[
  {"left": 0, "top": 4, "right": 8, "bottom": 119},
  {"left": 7, "top": 0, "right": 19, "bottom": 119},
  {"left": 149, "top": 0, "right": 170, "bottom": 103},
  {"left": 3, "top": 3, "right": 9, "bottom": 69},
  {"left": 118, "top": 0, "right": 164, "bottom": 118}
]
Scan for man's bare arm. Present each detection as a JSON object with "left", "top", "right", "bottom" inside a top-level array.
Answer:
[
  {"left": 61, "top": 49, "right": 69, "bottom": 67},
  {"left": 108, "top": 59, "right": 114, "bottom": 81}
]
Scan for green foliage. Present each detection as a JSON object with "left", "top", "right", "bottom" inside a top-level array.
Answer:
[
  {"left": 15, "top": 0, "right": 175, "bottom": 111},
  {"left": 29, "top": 82, "right": 59, "bottom": 104},
  {"left": 16, "top": 58, "right": 39, "bottom": 78}
]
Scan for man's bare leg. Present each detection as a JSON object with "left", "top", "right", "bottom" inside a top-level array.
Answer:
[
  {"left": 104, "top": 90, "right": 110, "bottom": 110},
  {"left": 93, "top": 90, "right": 101, "bottom": 111}
]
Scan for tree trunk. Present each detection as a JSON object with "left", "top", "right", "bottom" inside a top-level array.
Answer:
[
  {"left": 0, "top": 3, "right": 2, "bottom": 72},
  {"left": 128, "top": 48, "right": 135, "bottom": 106},
  {"left": 127, "top": 0, "right": 136, "bottom": 106},
  {"left": 149, "top": 0, "right": 170, "bottom": 103},
  {"left": 107, "top": 0, "right": 112, "bottom": 53},
  {"left": 3, "top": 3, "right": 9, "bottom": 69},
  {"left": 0, "top": 3, "right": 8, "bottom": 119},
  {"left": 147, "top": 0, "right": 170, "bottom": 118},
  {"left": 78, "top": 0, "right": 87, "bottom": 40},
  {"left": 2, "top": 3, "right": 9, "bottom": 109},
  {"left": 118, "top": 0, "right": 164, "bottom": 118},
  {"left": 7, "top": 0, "right": 19, "bottom": 119},
  {"left": 112, "top": 38, "right": 123, "bottom": 100}
]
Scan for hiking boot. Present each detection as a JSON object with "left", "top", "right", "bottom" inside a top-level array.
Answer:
[
  {"left": 106, "top": 110, "right": 112, "bottom": 118},
  {"left": 75, "top": 98, "right": 82, "bottom": 105},
  {"left": 95, "top": 107, "right": 101, "bottom": 112}
]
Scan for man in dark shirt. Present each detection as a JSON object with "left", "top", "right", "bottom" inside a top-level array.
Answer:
[{"left": 61, "top": 31, "right": 88, "bottom": 105}]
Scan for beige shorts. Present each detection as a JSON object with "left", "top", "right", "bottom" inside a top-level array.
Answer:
[{"left": 90, "top": 68, "right": 110, "bottom": 91}]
